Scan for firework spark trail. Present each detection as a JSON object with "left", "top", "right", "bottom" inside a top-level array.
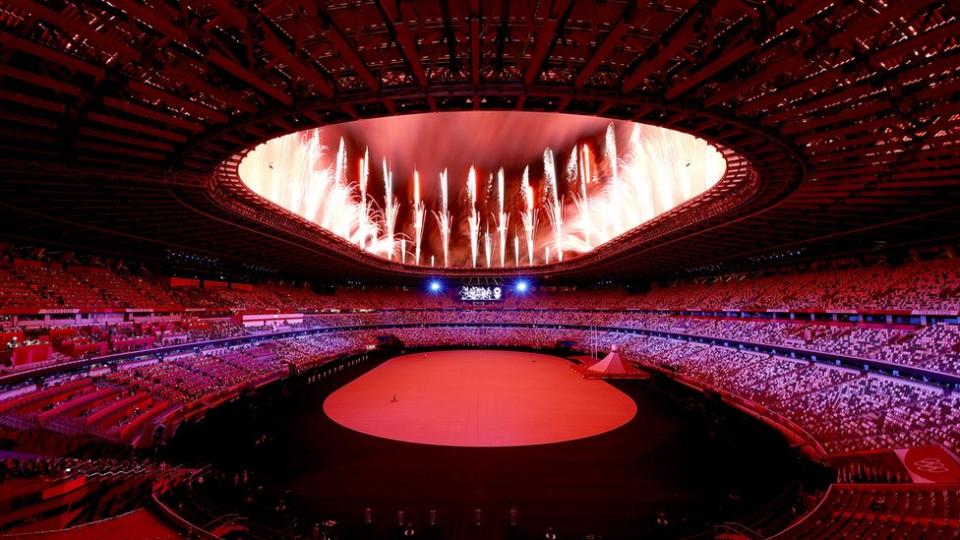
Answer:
[
  {"left": 484, "top": 228, "right": 492, "bottom": 268},
  {"left": 467, "top": 166, "right": 480, "bottom": 268},
  {"left": 566, "top": 196, "right": 594, "bottom": 254},
  {"left": 656, "top": 130, "right": 678, "bottom": 211},
  {"left": 238, "top": 131, "right": 384, "bottom": 248},
  {"left": 542, "top": 148, "right": 564, "bottom": 262},
  {"left": 287, "top": 135, "right": 318, "bottom": 222},
  {"left": 519, "top": 166, "right": 537, "bottom": 266},
  {"left": 602, "top": 123, "right": 619, "bottom": 242},
  {"left": 334, "top": 138, "right": 347, "bottom": 184},
  {"left": 412, "top": 169, "right": 426, "bottom": 265},
  {"left": 604, "top": 123, "right": 618, "bottom": 186},
  {"left": 382, "top": 157, "right": 398, "bottom": 260},
  {"left": 432, "top": 169, "right": 452, "bottom": 267},
  {"left": 627, "top": 124, "right": 655, "bottom": 223},
  {"left": 323, "top": 138, "right": 354, "bottom": 240},
  {"left": 514, "top": 234, "right": 520, "bottom": 267},
  {"left": 564, "top": 123, "right": 725, "bottom": 250},
  {"left": 578, "top": 143, "right": 591, "bottom": 247},
  {"left": 358, "top": 147, "right": 370, "bottom": 249},
  {"left": 496, "top": 167, "right": 508, "bottom": 268},
  {"left": 565, "top": 146, "right": 578, "bottom": 188}
]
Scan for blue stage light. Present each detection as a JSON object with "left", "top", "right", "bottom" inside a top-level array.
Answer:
[
  {"left": 429, "top": 280, "right": 442, "bottom": 292},
  {"left": 515, "top": 280, "right": 529, "bottom": 293}
]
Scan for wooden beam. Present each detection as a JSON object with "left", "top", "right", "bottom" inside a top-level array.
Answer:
[
  {"left": 261, "top": 25, "right": 334, "bottom": 97},
  {"left": 470, "top": 0, "right": 481, "bottom": 86},
  {"left": 0, "top": 32, "right": 105, "bottom": 80},
  {"left": 86, "top": 112, "right": 188, "bottom": 142},
  {"left": 102, "top": 96, "right": 204, "bottom": 132},
  {"left": 8, "top": 0, "right": 141, "bottom": 61},
  {"left": 524, "top": 0, "right": 573, "bottom": 86},
  {"left": 208, "top": 52, "right": 293, "bottom": 106},
  {"left": 127, "top": 81, "right": 229, "bottom": 123},
  {"left": 574, "top": 1, "right": 635, "bottom": 89},
  {"left": 162, "top": 65, "right": 258, "bottom": 114},
  {"left": 0, "top": 64, "right": 82, "bottom": 97},
  {"left": 621, "top": 5, "right": 704, "bottom": 92},
  {"left": 110, "top": 0, "right": 190, "bottom": 43},
  {"left": 666, "top": 39, "right": 756, "bottom": 99},
  {"left": 323, "top": 18, "right": 380, "bottom": 92},
  {"left": 377, "top": 0, "right": 428, "bottom": 88}
]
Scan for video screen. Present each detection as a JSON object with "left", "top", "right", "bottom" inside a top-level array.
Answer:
[{"left": 458, "top": 286, "right": 504, "bottom": 302}]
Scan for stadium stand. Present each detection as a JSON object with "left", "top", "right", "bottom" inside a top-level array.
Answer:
[{"left": 1, "top": 253, "right": 959, "bottom": 537}]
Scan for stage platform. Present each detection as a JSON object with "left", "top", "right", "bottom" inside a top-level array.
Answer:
[
  {"left": 568, "top": 355, "right": 651, "bottom": 380},
  {"left": 323, "top": 349, "right": 637, "bottom": 447}
]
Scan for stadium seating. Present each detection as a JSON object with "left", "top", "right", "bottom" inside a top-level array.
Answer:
[
  {"left": 773, "top": 483, "right": 960, "bottom": 539},
  {"left": 1, "top": 253, "right": 959, "bottom": 537}
]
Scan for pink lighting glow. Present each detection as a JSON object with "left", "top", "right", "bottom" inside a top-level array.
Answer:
[
  {"left": 238, "top": 112, "right": 726, "bottom": 268},
  {"left": 323, "top": 350, "right": 637, "bottom": 447}
]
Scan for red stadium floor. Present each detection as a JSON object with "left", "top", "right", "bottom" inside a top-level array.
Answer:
[{"left": 323, "top": 350, "right": 637, "bottom": 447}]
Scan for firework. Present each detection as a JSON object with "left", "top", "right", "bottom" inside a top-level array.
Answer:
[
  {"left": 358, "top": 147, "right": 370, "bottom": 249},
  {"left": 496, "top": 167, "right": 508, "bottom": 268},
  {"left": 542, "top": 148, "right": 563, "bottom": 262},
  {"left": 565, "top": 123, "right": 724, "bottom": 249},
  {"left": 433, "top": 169, "right": 452, "bottom": 267},
  {"left": 484, "top": 228, "right": 492, "bottom": 268},
  {"left": 467, "top": 166, "right": 480, "bottom": 268},
  {"left": 382, "top": 157, "right": 397, "bottom": 260},
  {"left": 514, "top": 234, "right": 520, "bottom": 267},
  {"left": 240, "top": 121, "right": 725, "bottom": 270},
  {"left": 578, "top": 143, "right": 592, "bottom": 247},
  {"left": 412, "top": 169, "right": 426, "bottom": 265},
  {"left": 519, "top": 166, "right": 538, "bottom": 266}
]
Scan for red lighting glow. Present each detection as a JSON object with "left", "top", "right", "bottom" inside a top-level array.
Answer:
[{"left": 323, "top": 350, "right": 637, "bottom": 447}]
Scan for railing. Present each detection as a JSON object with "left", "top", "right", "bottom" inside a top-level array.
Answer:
[
  {"left": 150, "top": 466, "right": 222, "bottom": 540},
  {"left": 150, "top": 491, "right": 222, "bottom": 540},
  {"left": 767, "top": 484, "right": 837, "bottom": 539},
  {"left": 151, "top": 466, "right": 298, "bottom": 540}
]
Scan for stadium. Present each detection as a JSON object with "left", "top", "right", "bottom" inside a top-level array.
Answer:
[{"left": 0, "top": 0, "right": 959, "bottom": 538}]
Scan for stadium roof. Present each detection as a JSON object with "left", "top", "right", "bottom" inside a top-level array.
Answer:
[{"left": 1, "top": 0, "right": 958, "bottom": 282}]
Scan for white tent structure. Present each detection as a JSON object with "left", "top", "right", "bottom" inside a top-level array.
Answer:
[{"left": 586, "top": 345, "right": 632, "bottom": 376}]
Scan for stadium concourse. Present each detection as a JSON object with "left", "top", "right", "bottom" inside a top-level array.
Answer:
[{"left": 0, "top": 246, "right": 958, "bottom": 537}]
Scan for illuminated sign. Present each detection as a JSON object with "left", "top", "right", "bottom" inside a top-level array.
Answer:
[{"left": 458, "top": 286, "right": 503, "bottom": 302}]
